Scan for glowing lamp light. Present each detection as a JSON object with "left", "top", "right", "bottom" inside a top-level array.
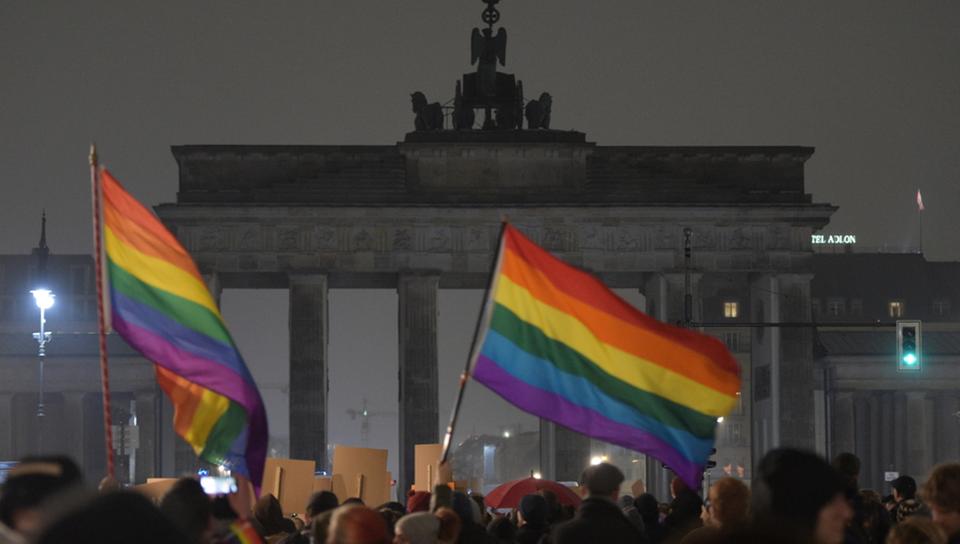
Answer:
[
  {"left": 532, "top": 472, "right": 542, "bottom": 479},
  {"left": 717, "top": 417, "right": 724, "bottom": 423},
  {"left": 503, "top": 431, "right": 511, "bottom": 438},
  {"left": 31, "top": 289, "right": 55, "bottom": 310},
  {"left": 590, "top": 456, "right": 603, "bottom": 466}
]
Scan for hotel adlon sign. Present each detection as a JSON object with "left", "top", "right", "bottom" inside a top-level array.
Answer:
[{"left": 812, "top": 233, "right": 857, "bottom": 245}]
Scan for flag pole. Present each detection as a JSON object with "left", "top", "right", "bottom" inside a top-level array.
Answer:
[
  {"left": 440, "top": 220, "right": 508, "bottom": 465},
  {"left": 90, "top": 144, "right": 116, "bottom": 482}
]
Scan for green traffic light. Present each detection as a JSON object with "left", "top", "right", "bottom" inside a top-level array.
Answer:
[{"left": 903, "top": 353, "right": 918, "bottom": 365}]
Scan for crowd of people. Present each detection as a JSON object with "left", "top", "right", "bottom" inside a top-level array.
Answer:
[{"left": 1, "top": 448, "right": 959, "bottom": 544}]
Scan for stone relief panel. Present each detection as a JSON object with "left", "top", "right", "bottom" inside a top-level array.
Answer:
[
  {"left": 277, "top": 227, "right": 303, "bottom": 251},
  {"left": 613, "top": 226, "right": 645, "bottom": 252},
  {"left": 692, "top": 229, "right": 718, "bottom": 250},
  {"left": 350, "top": 228, "right": 378, "bottom": 251},
  {"left": 653, "top": 227, "right": 677, "bottom": 250},
  {"left": 542, "top": 226, "right": 570, "bottom": 252},
  {"left": 580, "top": 225, "right": 611, "bottom": 250},
  {"left": 465, "top": 226, "right": 490, "bottom": 252},
  {"left": 237, "top": 227, "right": 262, "bottom": 251},
  {"left": 726, "top": 227, "right": 754, "bottom": 250},
  {"left": 198, "top": 227, "right": 228, "bottom": 252},
  {"left": 392, "top": 227, "right": 414, "bottom": 251},
  {"left": 425, "top": 227, "right": 452, "bottom": 252},
  {"left": 313, "top": 227, "right": 338, "bottom": 250}
]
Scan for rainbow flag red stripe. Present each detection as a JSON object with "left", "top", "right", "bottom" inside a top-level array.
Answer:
[
  {"left": 471, "top": 224, "right": 740, "bottom": 488},
  {"left": 100, "top": 168, "right": 267, "bottom": 486}
]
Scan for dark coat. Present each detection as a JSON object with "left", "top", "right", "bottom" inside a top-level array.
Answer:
[
  {"left": 516, "top": 524, "right": 549, "bottom": 544},
  {"left": 552, "top": 497, "right": 648, "bottom": 544}
]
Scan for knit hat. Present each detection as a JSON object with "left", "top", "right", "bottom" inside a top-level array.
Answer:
[
  {"left": 752, "top": 448, "right": 848, "bottom": 533},
  {"left": 407, "top": 491, "right": 431, "bottom": 513},
  {"left": 395, "top": 512, "right": 440, "bottom": 544}
]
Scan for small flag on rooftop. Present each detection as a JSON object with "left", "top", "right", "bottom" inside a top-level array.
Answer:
[{"left": 917, "top": 190, "right": 925, "bottom": 212}]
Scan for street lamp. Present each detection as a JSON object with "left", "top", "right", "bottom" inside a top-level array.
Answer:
[{"left": 31, "top": 288, "right": 54, "bottom": 440}]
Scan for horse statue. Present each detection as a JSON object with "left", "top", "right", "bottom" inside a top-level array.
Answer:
[
  {"left": 411, "top": 92, "right": 444, "bottom": 131},
  {"left": 525, "top": 92, "right": 552, "bottom": 129}
]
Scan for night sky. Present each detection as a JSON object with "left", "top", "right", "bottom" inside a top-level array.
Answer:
[{"left": 3, "top": 2, "right": 958, "bottom": 477}]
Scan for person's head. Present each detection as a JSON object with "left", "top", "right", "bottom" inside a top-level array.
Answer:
[
  {"left": 580, "top": 462, "right": 624, "bottom": 500},
  {"left": 0, "top": 456, "right": 83, "bottom": 536},
  {"left": 37, "top": 491, "right": 187, "bottom": 544},
  {"left": 537, "top": 489, "right": 562, "bottom": 524},
  {"left": 311, "top": 510, "right": 335, "bottom": 544},
  {"left": 254, "top": 493, "right": 296, "bottom": 535},
  {"left": 308, "top": 491, "right": 341, "bottom": 518},
  {"left": 893, "top": 476, "right": 919, "bottom": 502},
  {"left": 634, "top": 493, "right": 660, "bottom": 525},
  {"left": 406, "top": 491, "right": 431, "bottom": 514},
  {"left": 159, "top": 478, "right": 212, "bottom": 544},
  {"left": 486, "top": 516, "right": 517, "bottom": 541},
  {"left": 753, "top": 448, "right": 852, "bottom": 544},
  {"left": 328, "top": 505, "right": 389, "bottom": 544},
  {"left": 702, "top": 477, "right": 750, "bottom": 530},
  {"left": 343, "top": 497, "right": 365, "bottom": 507},
  {"left": 922, "top": 463, "right": 960, "bottom": 538},
  {"left": 886, "top": 515, "right": 947, "bottom": 544},
  {"left": 393, "top": 512, "right": 439, "bottom": 544},
  {"left": 832, "top": 452, "right": 861, "bottom": 488},
  {"left": 469, "top": 494, "right": 489, "bottom": 525},
  {"left": 631, "top": 479, "right": 646, "bottom": 498},
  {"left": 518, "top": 494, "right": 547, "bottom": 529},
  {"left": 434, "top": 508, "right": 461, "bottom": 544},
  {"left": 670, "top": 476, "right": 690, "bottom": 499},
  {"left": 451, "top": 492, "right": 477, "bottom": 527}
]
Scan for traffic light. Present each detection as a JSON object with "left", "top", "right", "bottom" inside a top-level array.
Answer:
[{"left": 897, "top": 320, "right": 922, "bottom": 372}]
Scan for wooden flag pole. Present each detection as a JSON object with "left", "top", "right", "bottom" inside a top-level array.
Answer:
[
  {"left": 90, "top": 144, "right": 116, "bottom": 481},
  {"left": 439, "top": 221, "right": 508, "bottom": 465}
]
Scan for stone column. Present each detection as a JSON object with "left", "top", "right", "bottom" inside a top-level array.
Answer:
[
  {"left": 289, "top": 274, "right": 329, "bottom": 470},
  {"left": 0, "top": 393, "right": 14, "bottom": 460},
  {"left": 934, "top": 393, "right": 960, "bottom": 463},
  {"left": 868, "top": 393, "right": 882, "bottom": 491},
  {"left": 62, "top": 392, "right": 87, "bottom": 471},
  {"left": 831, "top": 392, "right": 855, "bottom": 460},
  {"left": 134, "top": 390, "right": 157, "bottom": 483},
  {"left": 905, "top": 392, "right": 932, "bottom": 478},
  {"left": 749, "top": 274, "right": 815, "bottom": 454},
  {"left": 398, "top": 273, "right": 439, "bottom": 496},
  {"left": 640, "top": 272, "right": 702, "bottom": 500},
  {"left": 203, "top": 272, "right": 223, "bottom": 309},
  {"left": 893, "top": 393, "right": 908, "bottom": 473},
  {"left": 853, "top": 393, "right": 870, "bottom": 478}
]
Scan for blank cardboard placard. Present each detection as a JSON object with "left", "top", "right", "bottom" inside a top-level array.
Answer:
[
  {"left": 260, "top": 458, "right": 316, "bottom": 516},
  {"left": 313, "top": 477, "right": 333, "bottom": 493},
  {"left": 414, "top": 444, "right": 443, "bottom": 492},
  {"left": 331, "top": 445, "right": 390, "bottom": 506}
]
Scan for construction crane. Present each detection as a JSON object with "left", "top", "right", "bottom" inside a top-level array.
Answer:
[{"left": 346, "top": 398, "right": 396, "bottom": 446}]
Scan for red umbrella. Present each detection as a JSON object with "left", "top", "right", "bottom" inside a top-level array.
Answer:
[{"left": 484, "top": 477, "right": 581, "bottom": 509}]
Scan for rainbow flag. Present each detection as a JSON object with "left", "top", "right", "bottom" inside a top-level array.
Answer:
[
  {"left": 99, "top": 168, "right": 267, "bottom": 486},
  {"left": 470, "top": 224, "right": 740, "bottom": 488}
]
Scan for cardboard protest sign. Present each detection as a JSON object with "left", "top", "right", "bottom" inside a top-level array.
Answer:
[
  {"left": 414, "top": 443, "right": 443, "bottom": 492},
  {"left": 261, "top": 458, "right": 316, "bottom": 516},
  {"left": 331, "top": 445, "right": 390, "bottom": 506}
]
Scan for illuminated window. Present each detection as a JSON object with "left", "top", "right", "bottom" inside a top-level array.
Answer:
[
  {"left": 889, "top": 301, "right": 904, "bottom": 318},
  {"left": 723, "top": 302, "right": 739, "bottom": 318}
]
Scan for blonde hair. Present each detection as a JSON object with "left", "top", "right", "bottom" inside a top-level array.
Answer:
[{"left": 886, "top": 516, "right": 947, "bottom": 544}]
